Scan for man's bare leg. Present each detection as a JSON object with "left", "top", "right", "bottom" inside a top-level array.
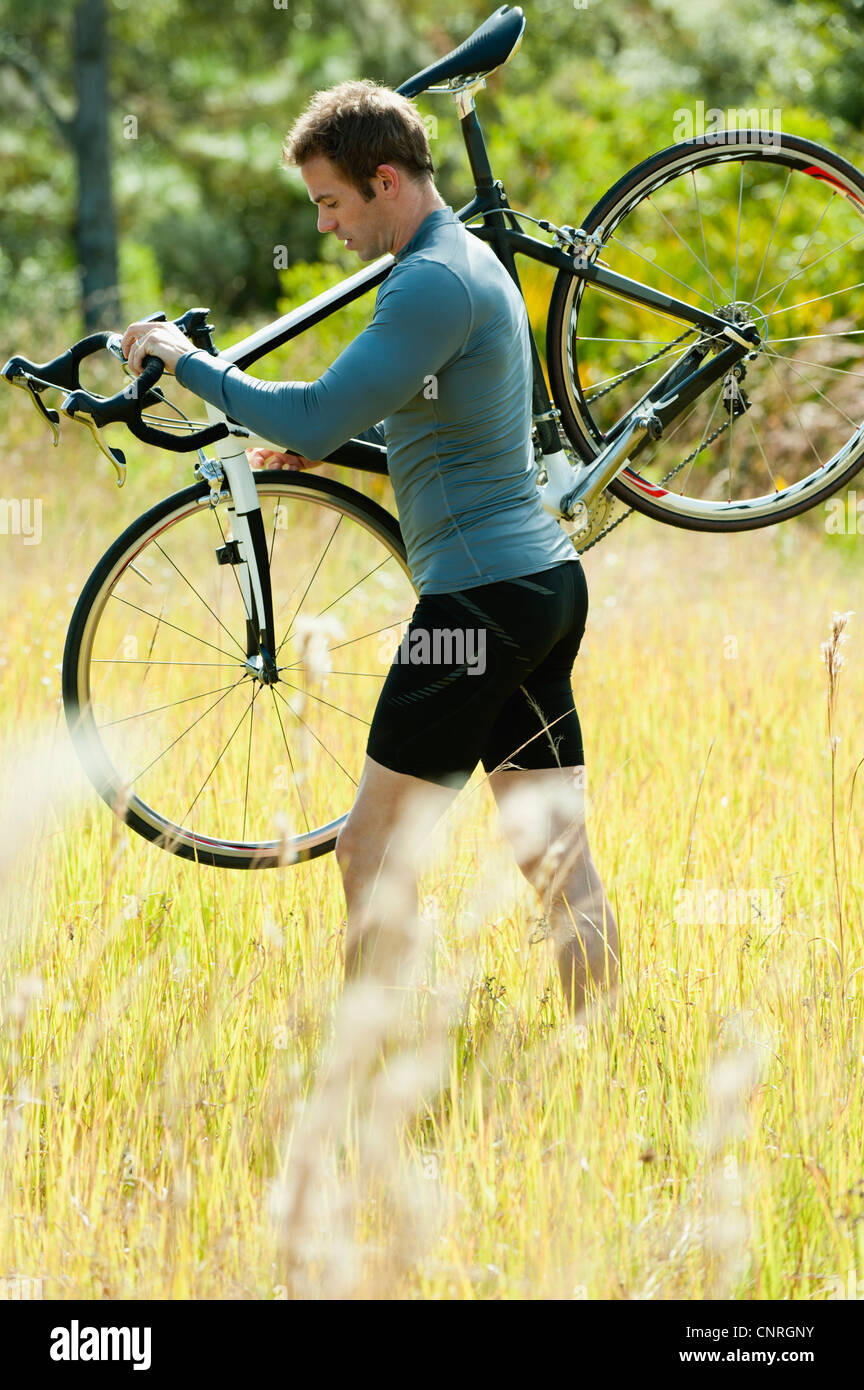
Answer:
[
  {"left": 335, "top": 755, "right": 457, "bottom": 983},
  {"left": 489, "top": 765, "right": 619, "bottom": 1018}
]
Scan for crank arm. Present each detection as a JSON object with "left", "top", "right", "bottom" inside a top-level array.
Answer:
[{"left": 560, "top": 413, "right": 653, "bottom": 517}]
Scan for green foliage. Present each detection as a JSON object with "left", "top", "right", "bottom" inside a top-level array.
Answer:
[{"left": 1, "top": 0, "right": 864, "bottom": 336}]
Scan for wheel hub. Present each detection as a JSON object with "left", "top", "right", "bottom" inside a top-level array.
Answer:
[
  {"left": 716, "top": 300, "right": 768, "bottom": 352},
  {"left": 245, "top": 651, "right": 280, "bottom": 685}
]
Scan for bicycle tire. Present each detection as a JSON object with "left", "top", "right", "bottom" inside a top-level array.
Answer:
[
  {"left": 62, "top": 471, "right": 413, "bottom": 869},
  {"left": 547, "top": 130, "right": 864, "bottom": 531}
]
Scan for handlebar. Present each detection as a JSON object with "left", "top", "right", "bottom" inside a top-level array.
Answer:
[{"left": 1, "top": 308, "right": 232, "bottom": 480}]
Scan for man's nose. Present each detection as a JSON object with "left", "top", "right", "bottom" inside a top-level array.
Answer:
[{"left": 318, "top": 211, "right": 337, "bottom": 234}]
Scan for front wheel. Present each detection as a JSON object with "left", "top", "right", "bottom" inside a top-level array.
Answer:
[
  {"left": 547, "top": 130, "right": 864, "bottom": 531},
  {"left": 63, "top": 472, "right": 415, "bottom": 868}
]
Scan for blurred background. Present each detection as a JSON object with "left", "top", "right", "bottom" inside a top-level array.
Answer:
[{"left": 2, "top": 0, "right": 863, "bottom": 339}]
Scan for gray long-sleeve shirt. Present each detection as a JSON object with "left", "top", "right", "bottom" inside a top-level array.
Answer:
[{"left": 174, "top": 205, "right": 577, "bottom": 594}]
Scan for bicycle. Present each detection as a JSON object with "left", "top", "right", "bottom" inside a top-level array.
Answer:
[{"left": 4, "top": 3, "right": 864, "bottom": 870}]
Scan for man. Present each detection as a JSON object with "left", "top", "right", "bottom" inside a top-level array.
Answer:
[{"left": 121, "top": 79, "right": 618, "bottom": 1017}]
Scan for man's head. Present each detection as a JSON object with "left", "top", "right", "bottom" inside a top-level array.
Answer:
[{"left": 283, "top": 80, "right": 441, "bottom": 260}]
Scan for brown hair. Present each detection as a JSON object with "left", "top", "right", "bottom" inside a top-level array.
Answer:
[{"left": 283, "top": 79, "right": 434, "bottom": 201}]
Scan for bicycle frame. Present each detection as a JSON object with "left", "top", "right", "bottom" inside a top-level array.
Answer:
[{"left": 159, "top": 79, "right": 763, "bottom": 673}]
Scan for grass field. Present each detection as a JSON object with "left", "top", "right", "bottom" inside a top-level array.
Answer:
[{"left": 1, "top": 406, "right": 863, "bottom": 1301}]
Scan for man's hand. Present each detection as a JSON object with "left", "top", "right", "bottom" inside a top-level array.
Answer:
[
  {"left": 120, "top": 320, "right": 196, "bottom": 375},
  {"left": 246, "top": 447, "right": 319, "bottom": 472}
]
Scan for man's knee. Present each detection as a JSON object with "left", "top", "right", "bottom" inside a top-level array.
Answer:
[
  {"left": 492, "top": 767, "right": 589, "bottom": 884},
  {"left": 334, "top": 819, "right": 368, "bottom": 891},
  {"left": 335, "top": 816, "right": 406, "bottom": 909},
  {"left": 334, "top": 820, "right": 352, "bottom": 871},
  {"left": 521, "top": 821, "right": 592, "bottom": 894}
]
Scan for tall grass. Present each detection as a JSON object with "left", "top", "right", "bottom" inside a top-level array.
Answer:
[{"left": 1, "top": 413, "right": 862, "bottom": 1299}]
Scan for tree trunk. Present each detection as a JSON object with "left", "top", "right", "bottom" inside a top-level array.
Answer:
[{"left": 72, "top": 0, "right": 120, "bottom": 329}]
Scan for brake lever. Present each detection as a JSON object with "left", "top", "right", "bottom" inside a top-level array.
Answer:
[
  {"left": 75, "top": 413, "right": 127, "bottom": 486},
  {"left": 106, "top": 331, "right": 171, "bottom": 410},
  {"left": 5, "top": 370, "right": 62, "bottom": 447},
  {"left": 25, "top": 377, "right": 61, "bottom": 447}
]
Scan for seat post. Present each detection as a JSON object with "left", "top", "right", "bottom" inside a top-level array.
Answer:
[
  {"left": 455, "top": 83, "right": 495, "bottom": 192},
  {"left": 454, "top": 86, "right": 562, "bottom": 460}
]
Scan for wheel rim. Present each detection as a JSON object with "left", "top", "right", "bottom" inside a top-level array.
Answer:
[
  {"left": 557, "top": 137, "right": 864, "bottom": 524},
  {"left": 67, "top": 479, "right": 415, "bottom": 866}
]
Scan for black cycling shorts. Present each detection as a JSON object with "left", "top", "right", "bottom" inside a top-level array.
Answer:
[{"left": 366, "top": 557, "right": 589, "bottom": 788}]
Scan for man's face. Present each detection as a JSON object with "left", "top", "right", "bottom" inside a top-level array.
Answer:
[{"left": 300, "top": 154, "right": 393, "bottom": 261}]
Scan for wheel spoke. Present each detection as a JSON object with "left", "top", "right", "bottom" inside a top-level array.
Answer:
[
  {"left": 583, "top": 342, "right": 695, "bottom": 396},
  {"left": 757, "top": 352, "right": 864, "bottom": 382},
  {"left": 690, "top": 168, "right": 717, "bottom": 311},
  {"left": 328, "top": 621, "right": 416, "bottom": 655},
  {"left": 750, "top": 168, "right": 791, "bottom": 301},
  {"left": 276, "top": 512, "right": 343, "bottom": 657},
  {"left": 271, "top": 685, "right": 358, "bottom": 787},
  {"left": 269, "top": 686, "right": 311, "bottom": 835},
  {"left": 91, "top": 658, "right": 235, "bottom": 667},
  {"left": 732, "top": 160, "right": 744, "bottom": 305},
  {"left": 762, "top": 191, "right": 836, "bottom": 319},
  {"left": 610, "top": 228, "right": 718, "bottom": 307},
  {"left": 755, "top": 208, "right": 864, "bottom": 312},
  {"left": 743, "top": 399, "right": 780, "bottom": 493},
  {"left": 763, "top": 353, "right": 825, "bottom": 470},
  {"left": 109, "top": 593, "right": 241, "bottom": 662},
  {"left": 129, "top": 677, "right": 249, "bottom": 784},
  {"left": 762, "top": 280, "right": 864, "bottom": 320},
  {"left": 153, "top": 539, "right": 246, "bottom": 658},
  {"left": 101, "top": 681, "right": 243, "bottom": 728},
  {"left": 242, "top": 682, "right": 260, "bottom": 841},
  {"left": 181, "top": 685, "right": 259, "bottom": 829},
  {"left": 278, "top": 679, "right": 371, "bottom": 726},
  {"left": 309, "top": 552, "right": 398, "bottom": 623},
  {"left": 677, "top": 388, "right": 724, "bottom": 498},
  {"left": 649, "top": 189, "right": 730, "bottom": 305},
  {"left": 770, "top": 329, "right": 864, "bottom": 343},
  {"left": 763, "top": 348, "right": 860, "bottom": 429},
  {"left": 724, "top": 388, "right": 737, "bottom": 502},
  {"left": 281, "top": 667, "right": 397, "bottom": 678}
]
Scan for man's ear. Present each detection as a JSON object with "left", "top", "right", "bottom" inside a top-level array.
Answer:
[{"left": 375, "top": 164, "right": 401, "bottom": 198}]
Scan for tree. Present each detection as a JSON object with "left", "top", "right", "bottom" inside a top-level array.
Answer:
[{"left": 2, "top": 0, "right": 120, "bottom": 329}]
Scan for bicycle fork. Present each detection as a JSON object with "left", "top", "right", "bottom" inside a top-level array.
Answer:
[{"left": 204, "top": 449, "right": 279, "bottom": 683}]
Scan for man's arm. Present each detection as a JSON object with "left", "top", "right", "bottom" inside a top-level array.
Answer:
[{"left": 172, "top": 262, "right": 471, "bottom": 459}]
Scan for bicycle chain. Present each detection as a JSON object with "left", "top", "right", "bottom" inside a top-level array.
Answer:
[
  {"left": 583, "top": 327, "right": 697, "bottom": 406},
  {"left": 575, "top": 405, "right": 735, "bottom": 553},
  {"left": 562, "top": 318, "right": 744, "bottom": 552}
]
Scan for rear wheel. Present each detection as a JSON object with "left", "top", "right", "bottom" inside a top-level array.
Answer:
[
  {"left": 547, "top": 131, "right": 864, "bottom": 530},
  {"left": 63, "top": 472, "right": 414, "bottom": 868}
]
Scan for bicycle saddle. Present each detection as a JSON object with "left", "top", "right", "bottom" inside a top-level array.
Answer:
[{"left": 397, "top": 5, "right": 526, "bottom": 99}]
